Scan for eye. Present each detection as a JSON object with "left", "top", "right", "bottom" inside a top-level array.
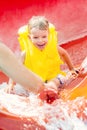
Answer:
[
  {"left": 33, "top": 36, "right": 38, "bottom": 39},
  {"left": 42, "top": 36, "right": 47, "bottom": 38}
]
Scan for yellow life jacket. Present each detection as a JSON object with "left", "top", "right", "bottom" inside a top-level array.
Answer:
[{"left": 18, "top": 24, "right": 66, "bottom": 82}]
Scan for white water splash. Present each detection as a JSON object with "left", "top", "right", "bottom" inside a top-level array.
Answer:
[{"left": 0, "top": 83, "right": 87, "bottom": 130}]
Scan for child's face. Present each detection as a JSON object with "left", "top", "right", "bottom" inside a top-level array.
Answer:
[{"left": 29, "top": 28, "right": 48, "bottom": 50}]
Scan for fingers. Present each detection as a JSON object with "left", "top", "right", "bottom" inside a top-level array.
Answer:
[
  {"left": 45, "top": 82, "right": 58, "bottom": 91},
  {"left": 74, "top": 67, "right": 87, "bottom": 77},
  {"left": 38, "top": 88, "right": 58, "bottom": 104},
  {"left": 69, "top": 69, "right": 79, "bottom": 79}
]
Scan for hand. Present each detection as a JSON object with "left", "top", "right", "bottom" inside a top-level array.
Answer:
[
  {"left": 38, "top": 83, "right": 58, "bottom": 104},
  {"left": 71, "top": 68, "right": 79, "bottom": 78},
  {"left": 38, "top": 88, "right": 58, "bottom": 104},
  {"left": 78, "top": 67, "right": 87, "bottom": 77},
  {"left": 71, "top": 67, "right": 87, "bottom": 78}
]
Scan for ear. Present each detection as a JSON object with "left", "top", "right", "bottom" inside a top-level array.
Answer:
[{"left": 28, "top": 34, "right": 31, "bottom": 39}]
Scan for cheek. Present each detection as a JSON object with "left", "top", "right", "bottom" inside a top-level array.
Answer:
[
  {"left": 32, "top": 39, "right": 38, "bottom": 45},
  {"left": 45, "top": 38, "right": 48, "bottom": 43},
  {"left": 30, "top": 37, "right": 36, "bottom": 42}
]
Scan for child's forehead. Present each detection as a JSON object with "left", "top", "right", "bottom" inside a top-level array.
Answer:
[
  {"left": 30, "top": 28, "right": 48, "bottom": 36},
  {"left": 30, "top": 28, "right": 48, "bottom": 33}
]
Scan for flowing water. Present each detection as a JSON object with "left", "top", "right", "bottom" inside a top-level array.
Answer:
[{"left": 0, "top": 83, "right": 87, "bottom": 130}]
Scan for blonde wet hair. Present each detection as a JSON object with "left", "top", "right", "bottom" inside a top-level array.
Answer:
[{"left": 28, "top": 16, "right": 49, "bottom": 31}]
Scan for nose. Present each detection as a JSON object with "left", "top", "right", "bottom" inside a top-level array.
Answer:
[
  {"left": 38, "top": 38, "right": 44, "bottom": 44},
  {"left": 39, "top": 37, "right": 43, "bottom": 42}
]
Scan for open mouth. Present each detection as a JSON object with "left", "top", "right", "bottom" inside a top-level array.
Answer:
[{"left": 37, "top": 43, "right": 46, "bottom": 49}]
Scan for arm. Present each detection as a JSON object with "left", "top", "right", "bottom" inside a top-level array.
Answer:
[
  {"left": 58, "top": 45, "right": 74, "bottom": 70},
  {"left": 0, "top": 42, "right": 44, "bottom": 94},
  {"left": 7, "top": 51, "right": 26, "bottom": 91}
]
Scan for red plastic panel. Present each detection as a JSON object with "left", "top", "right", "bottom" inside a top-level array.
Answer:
[{"left": 0, "top": 0, "right": 87, "bottom": 51}]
